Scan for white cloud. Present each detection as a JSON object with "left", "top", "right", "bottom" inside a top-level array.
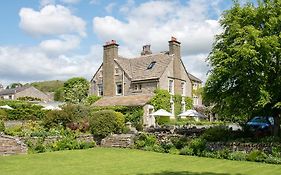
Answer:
[
  {"left": 93, "top": 0, "right": 223, "bottom": 82},
  {"left": 39, "top": 35, "right": 81, "bottom": 54},
  {"left": 19, "top": 5, "right": 86, "bottom": 37},
  {"left": 0, "top": 45, "right": 101, "bottom": 86},
  {"left": 60, "top": 0, "right": 81, "bottom": 4},
  {"left": 105, "top": 3, "right": 116, "bottom": 14}
]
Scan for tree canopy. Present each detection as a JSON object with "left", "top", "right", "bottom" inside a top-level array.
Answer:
[
  {"left": 63, "top": 77, "right": 89, "bottom": 104},
  {"left": 204, "top": 0, "right": 281, "bottom": 133}
]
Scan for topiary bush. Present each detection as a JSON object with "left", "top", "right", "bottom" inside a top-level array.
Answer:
[{"left": 89, "top": 110, "right": 124, "bottom": 139}]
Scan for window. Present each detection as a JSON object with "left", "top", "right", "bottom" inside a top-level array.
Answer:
[
  {"left": 168, "top": 80, "right": 174, "bottom": 94},
  {"left": 181, "top": 82, "right": 185, "bottom": 96},
  {"left": 147, "top": 61, "right": 156, "bottom": 69},
  {"left": 98, "top": 84, "right": 103, "bottom": 96},
  {"left": 116, "top": 83, "right": 122, "bottom": 95},
  {"left": 9, "top": 95, "right": 13, "bottom": 99},
  {"left": 115, "top": 68, "right": 119, "bottom": 75},
  {"left": 133, "top": 84, "right": 142, "bottom": 91}
]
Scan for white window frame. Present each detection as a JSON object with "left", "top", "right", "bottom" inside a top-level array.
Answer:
[
  {"left": 181, "top": 82, "right": 186, "bottom": 96},
  {"left": 168, "top": 79, "right": 174, "bottom": 95},
  {"left": 98, "top": 84, "right": 103, "bottom": 96}
]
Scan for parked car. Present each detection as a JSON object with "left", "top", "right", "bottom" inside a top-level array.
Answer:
[{"left": 246, "top": 116, "right": 274, "bottom": 136}]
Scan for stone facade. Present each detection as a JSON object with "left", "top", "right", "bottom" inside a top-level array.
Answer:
[
  {"left": 0, "top": 133, "right": 27, "bottom": 156},
  {"left": 90, "top": 37, "right": 201, "bottom": 101}
]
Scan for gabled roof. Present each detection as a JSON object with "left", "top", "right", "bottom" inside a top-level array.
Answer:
[
  {"left": 115, "top": 53, "right": 173, "bottom": 81},
  {"left": 188, "top": 73, "right": 202, "bottom": 83},
  {"left": 0, "top": 86, "right": 29, "bottom": 96},
  {"left": 94, "top": 94, "right": 153, "bottom": 107}
]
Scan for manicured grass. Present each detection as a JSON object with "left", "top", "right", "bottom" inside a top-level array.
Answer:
[{"left": 1, "top": 148, "right": 281, "bottom": 175}]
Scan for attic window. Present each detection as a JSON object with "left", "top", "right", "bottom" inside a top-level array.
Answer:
[{"left": 147, "top": 61, "right": 156, "bottom": 69}]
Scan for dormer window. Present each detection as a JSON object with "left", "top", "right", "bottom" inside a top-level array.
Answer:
[{"left": 147, "top": 61, "right": 156, "bottom": 69}]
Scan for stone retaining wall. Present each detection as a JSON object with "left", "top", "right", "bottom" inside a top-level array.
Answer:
[
  {"left": 101, "top": 134, "right": 135, "bottom": 148},
  {"left": 0, "top": 133, "right": 27, "bottom": 156}
]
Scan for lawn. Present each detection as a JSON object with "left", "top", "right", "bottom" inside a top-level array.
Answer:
[{"left": 0, "top": 148, "right": 280, "bottom": 175}]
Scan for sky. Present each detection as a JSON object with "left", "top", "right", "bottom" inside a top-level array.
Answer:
[{"left": 0, "top": 0, "right": 234, "bottom": 87}]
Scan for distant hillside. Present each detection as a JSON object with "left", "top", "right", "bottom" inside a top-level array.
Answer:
[{"left": 29, "top": 80, "right": 64, "bottom": 92}]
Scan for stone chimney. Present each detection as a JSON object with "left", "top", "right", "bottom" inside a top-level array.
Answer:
[
  {"left": 169, "top": 36, "right": 182, "bottom": 94},
  {"left": 103, "top": 40, "right": 119, "bottom": 96},
  {"left": 141, "top": 45, "right": 152, "bottom": 55}
]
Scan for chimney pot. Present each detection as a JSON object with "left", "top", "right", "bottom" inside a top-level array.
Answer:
[{"left": 141, "top": 44, "right": 152, "bottom": 55}]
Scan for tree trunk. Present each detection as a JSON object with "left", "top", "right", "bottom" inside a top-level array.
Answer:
[{"left": 273, "top": 115, "right": 280, "bottom": 136}]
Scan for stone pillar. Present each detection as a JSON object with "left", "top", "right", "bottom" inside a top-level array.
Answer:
[
  {"left": 169, "top": 37, "right": 182, "bottom": 95},
  {"left": 170, "top": 96, "right": 175, "bottom": 119},
  {"left": 103, "top": 40, "right": 119, "bottom": 96},
  {"left": 181, "top": 96, "right": 186, "bottom": 112}
]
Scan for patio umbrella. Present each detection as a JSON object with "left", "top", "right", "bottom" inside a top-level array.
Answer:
[
  {"left": 150, "top": 109, "right": 173, "bottom": 117},
  {"left": 42, "top": 105, "right": 62, "bottom": 111},
  {"left": 0, "top": 105, "right": 14, "bottom": 110},
  {"left": 178, "top": 109, "right": 206, "bottom": 119}
]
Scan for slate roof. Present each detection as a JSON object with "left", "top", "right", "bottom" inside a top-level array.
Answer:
[
  {"left": 188, "top": 73, "right": 202, "bottom": 83},
  {"left": 0, "top": 86, "right": 29, "bottom": 96},
  {"left": 93, "top": 94, "right": 153, "bottom": 107},
  {"left": 115, "top": 53, "right": 173, "bottom": 81}
]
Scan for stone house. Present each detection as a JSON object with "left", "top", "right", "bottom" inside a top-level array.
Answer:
[
  {"left": 90, "top": 37, "right": 202, "bottom": 126},
  {"left": 0, "top": 86, "right": 51, "bottom": 102}
]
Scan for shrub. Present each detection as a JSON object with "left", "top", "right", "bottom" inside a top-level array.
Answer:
[
  {"left": 0, "top": 109, "right": 7, "bottom": 120},
  {"left": 215, "top": 149, "right": 230, "bottom": 159},
  {"left": 115, "top": 112, "right": 125, "bottom": 133},
  {"left": 4, "top": 125, "right": 23, "bottom": 136},
  {"left": 247, "top": 150, "right": 267, "bottom": 162},
  {"left": 0, "top": 119, "right": 5, "bottom": 132},
  {"left": 272, "top": 146, "right": 281, "bottom": 157},
  {"left": 169, "top": 147, "right": 180, "bottom": 155},
  {"left": 17, "top": 96, "right": 42, "bottom": 101},
  {"left": 228, "top": 151, "right": 247, "bottom": 161},
  {"left": 188, "top": 138, "right": 206, "bottom": 156},
  {"left": 179, "top": 146, "right": 194, "bottom": 155},
  {"left": 156, "top": 116, "right": 170, "bottom": 125},
  {"left": 200, "top": 126, "right": 231, "bottom": 142},
  {"left": 84, "top": 95, "right": 101, "bottom": 105},
  {"left": 135, "top": 133, "right": 157, "bottom": 148},
  {"left": 43, "top": 110, "right": 69, "bottom": 128},
  {"left": 170, "top": 136, "right": 189, "bottom": 149},
  {"left": 89, "top": 110, "right": 124, "bottom": 138}
]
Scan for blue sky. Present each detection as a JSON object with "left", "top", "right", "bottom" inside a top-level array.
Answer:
[{"left": 0, "top": 0, "right": 233, "bottom": 86}]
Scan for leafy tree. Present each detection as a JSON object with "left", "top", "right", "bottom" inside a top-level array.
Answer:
[
  {"left": 204, "top": 0, "right": 281, "bottom": 135},
  {"left": 54, "top": 87, "right": 64, "bottom": 101},
  {"left": 149, "top": 89, "right": 171, "bottom": 112},
  {"left": 63, "top": 77, "right": 89, "bottom": 104},
  {"left": 6, "top": 83, "right": 22, "bottom": 89},
  {"left": 84, "top": 95, "right": 101, "bottom": 105}
]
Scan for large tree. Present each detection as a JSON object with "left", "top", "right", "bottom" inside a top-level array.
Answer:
[
  {"left": 63, "top": 77, "right": 89, "bottom": 104},
  {"left": 204, "top": 0, "right": 281, "bottom": 135}
]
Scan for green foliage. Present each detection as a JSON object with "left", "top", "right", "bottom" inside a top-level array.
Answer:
[
  {"left": 115, "top": 112, "right": 125, "bottom": 133},
  {"left": 179, "top": 146, "right": 194, "bottom": 155},
  {"left": 200, "top": 126, "right": 231, "bottom": 142},
  {"left": 54, "top": 87, "right": 64, "bottom": 101},
  {"left": 188, "top": 138, "right": 206, "bottom": 156},
  {"left": 170, "top": 136, "right": 189, "bottom": 149},
  {"left": 43, "top": 110, "right": 69, "bottom": 128},
  {"left": 93, "top": 106, "right": 144, "bottom": 130},
  {"left": 17, "top": 96, "right": 42, "bottom": 102},
  {"left": 89, "top": 110, "right": 124, "bottom": 138},
  {"left": 204, "top": 1, "right": 281, "bottom": 127},
  {"left": 63, "top": 77, "right": 89, "bottom": 104},
  {"left": 0, "top": 119, "right": 4, "bottom": 132},
  {"left": 0, "top": 100, "right": 45, "bottom": 120},
  {"left": 247, "top": 150, "right": 267, "bottom": 162},
  {"left": 30, "top": 80, "right": 64, "bottom": 92},
  {"left": 0, "top": 109, "right": 7, "bottom": 120},
  {"left": 149, "top": 89, "right": 171, "bottom": 112},
  {"left": 185, "top": 96, "right": 193, "bottom": 110},
  {"left": 84, "top": 95, "right": 101, "bottom": 105},
  {"left": 228, "top": 151, "right": 248, "bottom": 161},
  {"left": 155, "top": 116, "right": 170, "bottom": 125},
  {"left": 135, "top": 133, "right": 157, "bottom": 149},
  {"left": 174, "top": 94, "right": 182, "bottom": 116},
  {"left": 6, "top": 83, "right": 22, "bottom": 89},
  {"left": 4, "top": 125, "right": 23, "bottom": 136}
]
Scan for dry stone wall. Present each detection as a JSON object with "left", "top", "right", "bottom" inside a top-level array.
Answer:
[
  {"left": 0, "top": 133, "right": 27, "bottom": 156},
  {"left": 101, "top": 134, "right": 135, "bottom": 148}
]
